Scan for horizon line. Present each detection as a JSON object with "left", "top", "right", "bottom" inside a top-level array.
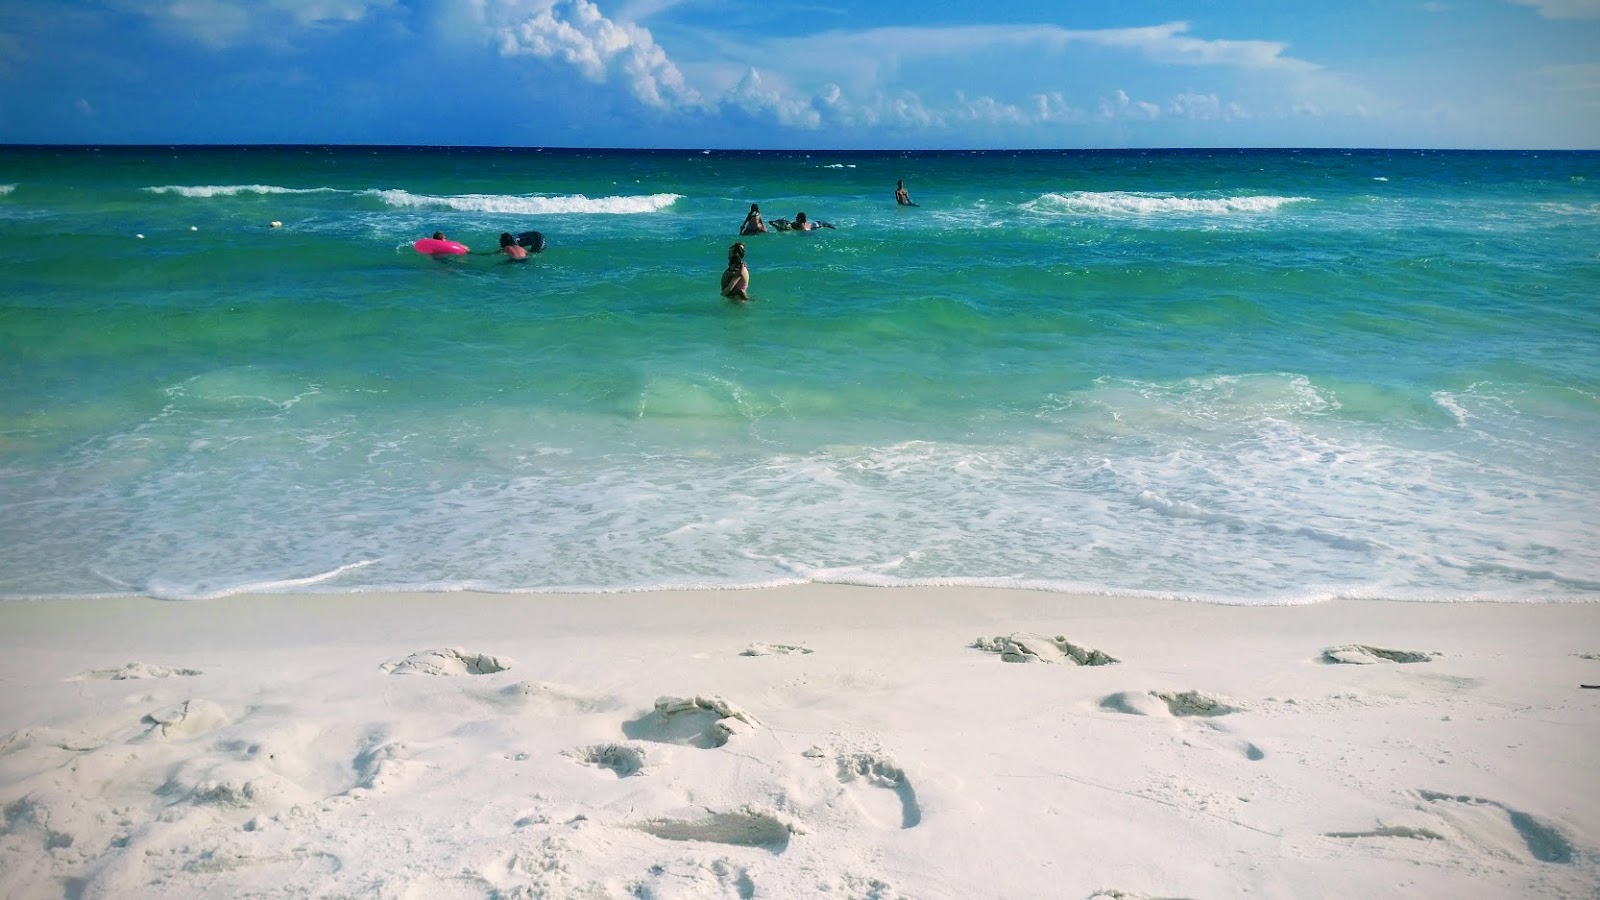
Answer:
[{"left": 2, "top": 143, "right": 1596, "bottom": 154}]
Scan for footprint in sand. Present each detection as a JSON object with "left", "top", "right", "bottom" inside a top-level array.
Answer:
[
  {"left": 740, "top": 642, "right": 813, "bottom": 657},
  {"left": 562, "top": 742, "right": 653, "bottom": 777},
  {"left": 1325, "top": 790, "right": 1573, "bottom": 864},
  {"left": 390, "top": 873, "right": 500, "bottom": 900},
  {"left": 1320, "top": 645, "right": 1434, "bottom": 665},
  {"left": 828, "top": 750, "right": 922, "bottom": 830},
  {"left": 1099, "top": 690, "right": 1264, "bottom": 761},
  {"left": 481, "top": 680, "right": 624, "bottom": 714},
  {"left": 632, "top": 807, "right": 797, "bottom": 853},
  {"left": 621, "top": 696, "right": 759, "bottom": 749},
  {"left": 629, "top": 858, "right": 757, "bottom": 898},
  {"left": 973, "top": 632, "right": 1118, "bottom": 665},
  {"left": 141, "top": 699, "right": 233, "bottom": 740},
  {"left": 380, "top": 647, "right": 512, "bottom": 676},
  {"left": 1088, "top": 883, "right": 1203, "bottom": 890},
  {"left": 69, "top": 662, "right": 203, "bottom": 681}
]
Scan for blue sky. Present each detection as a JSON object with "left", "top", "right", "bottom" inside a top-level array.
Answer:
[{"left": 2, "top": 0, "right": 1597, "bottom": 148}]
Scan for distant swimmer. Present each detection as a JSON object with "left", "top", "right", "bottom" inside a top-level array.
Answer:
[
  {"left": 739, "top": 203, "right": 767, "bottom": 236},
  {"left": 721, "top": 242, "right": 750, "bottom": 302},
  {"left": 772, "top": 211, "right": 835, "bottom": 231},
  {"left": 895, "top": 179, "right": 918, "bottom": 206}
]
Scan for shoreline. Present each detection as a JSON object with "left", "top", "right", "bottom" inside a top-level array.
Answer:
[{"left": 3, "top": 586, "right": 1597, "bottom": 897}]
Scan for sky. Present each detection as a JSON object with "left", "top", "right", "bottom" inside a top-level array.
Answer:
[{"left": 1, "top": 0, "right": 1597, "bottom": 149}]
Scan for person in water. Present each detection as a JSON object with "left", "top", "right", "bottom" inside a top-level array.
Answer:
[
  {"left": 720, "top": 242, "right": 750, "bottom": 302},
  {"left": 895, "top": 179, "right": 918, "bottom": 206},
  {"left": 772, "top": 211, "right": 835, "bottom": 231},
  {"left": 495, "top": 232, "right": 528, "bottom": 262},
  {"left": 739, "top": 203, "right": 767, "bottom": 235}
]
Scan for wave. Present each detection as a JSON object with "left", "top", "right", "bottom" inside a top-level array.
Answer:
[
  {"left": 1026, "top": 191, "right": 1312, "bottom": 216},
  {"left": 143, "top": 184, "right": 344, "bottom": 197},
  {"left": 367, "top": 189, "right": 682, "bottom": 215},
  {"left": 0, "top": 184, "right": 14, "bottom": 196}
]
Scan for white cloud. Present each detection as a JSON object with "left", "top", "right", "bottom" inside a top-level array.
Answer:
[
  {"left": 116, "top": 0, "right": 398, "bottom": 49},
  {"left": 75, "top": 97, "right": 96, "bottom": 116},
  {"left": 487, "top": 0, "right": 702, "bottom": 110},
  {"left": 1099, "top": 89, "right": 1161, "bottom": 121},
  {"left": 1166, "top": 91, "right": 1250, "bottom": 120},
  {"left": 725, "top": 68, "right": 820, "bottom": 128},
  {"left": 1510, "top": 0, "right": 1600, "bottom": 18}
]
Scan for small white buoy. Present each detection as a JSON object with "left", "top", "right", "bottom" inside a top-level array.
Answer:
[
  {"left": 269, "top": 221, "right": 282, "bottom": 228},
  {"left": 136, "top": 233, "right": 145, "bottom": 239},
  {"left": 190, "top": 225, "right": 198, "bottom": 231}
]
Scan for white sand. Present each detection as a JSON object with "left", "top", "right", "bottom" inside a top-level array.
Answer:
[{"left": 1, "top": 586, "right": 1596, "bottom": 899}]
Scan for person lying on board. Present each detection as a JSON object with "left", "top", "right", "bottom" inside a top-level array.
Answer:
[{"left": 770, "top": 212, "right": 835, "bottom": 231}]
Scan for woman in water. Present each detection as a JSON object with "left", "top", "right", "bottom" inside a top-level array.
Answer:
[
  {"left": 720, "top": 242, "right": 749, "bottom": 302},
  {"left": 739, "top": 203, "right": 767, "bottom": 236}
]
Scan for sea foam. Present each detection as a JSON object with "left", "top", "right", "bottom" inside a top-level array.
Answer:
[
  {"left": 1027, "top": 191, "right": 1312, "bottom": 216},
  {"left": 368, "top": 189, "right": 681, "bottom": 215}
]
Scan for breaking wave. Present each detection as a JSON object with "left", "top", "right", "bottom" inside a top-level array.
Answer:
[
  {"left": 367, "top": 189, "right": 682, "bottom": 215},
  {"left": 1026, "top": 191, "right": 1312, "bottom": 216}
]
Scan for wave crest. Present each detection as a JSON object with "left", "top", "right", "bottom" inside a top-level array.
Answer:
[
  {"left": 368, "top": 189, "right": 681, "bottom": 215},
  {"left": 143, "top": 184, "right": 343, "bottom": 197},
  {"left": 1027, "top": 191, "right": 1311, "bottom": 216}
]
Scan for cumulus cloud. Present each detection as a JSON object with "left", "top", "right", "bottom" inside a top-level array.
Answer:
[
  {"left": 724, "top": 67, "right": 819, "bottom": 128},
  {"left": 1510, "top": 0, "right": 1600, "bottom": 18},
  {"left": 1167, "top": 92, "right": 1248, "bottom": 120},
  {"left": 486, "top": 0, "right": 701, "bottom": 110},
  {"left": 1099, "top": 89, "right": 1161, "bottom": 121},
  {"left": 114, "top": 0, "right": 399, "bottom": 49}
]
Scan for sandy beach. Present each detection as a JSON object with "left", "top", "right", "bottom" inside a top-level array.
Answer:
[{"left": 1, "top": 586, "right": 1596, "bottom": 899}]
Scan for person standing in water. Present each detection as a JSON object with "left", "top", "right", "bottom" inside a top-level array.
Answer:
[
  {"left": 895, "top": 179, "right": 918, "bottom": 206},
  {"left": 721, "top": 242, "right": 750, "bottom": 302},
  {"left": 739, "top": 203, "right": 767, "bottom": 235}
]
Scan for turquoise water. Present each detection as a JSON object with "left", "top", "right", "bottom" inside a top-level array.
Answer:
[{"left": 2, "top": 146, "right": 1597, "bottom": 602}]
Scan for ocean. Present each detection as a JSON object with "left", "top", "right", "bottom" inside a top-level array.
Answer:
[{"left": 1, "top": 146, "right": 1596, "bottom": 603}]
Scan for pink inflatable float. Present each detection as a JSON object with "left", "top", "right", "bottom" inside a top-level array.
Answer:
[{"left": 414, "top": 238, "right": 469, "bottom": 256}]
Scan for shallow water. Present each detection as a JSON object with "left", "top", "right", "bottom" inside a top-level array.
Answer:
[{"left": 2, "top": 146, "right": 1597, "bottom": 602}]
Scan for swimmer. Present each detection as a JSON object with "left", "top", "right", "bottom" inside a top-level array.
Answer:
[
  {"left": 739, "top": 203, "right": 767, "bottom": 236},
  {"left": 720, "top": 242, "right": 750, "bottom": 302},
  {"left": 895, "top": 179, "right": 919, "bottom": 206},
  {"left": 788, "top": 211, "right": 835, "bottom": 231},
  {"left": 496, "top": 232, "right": 528, "bottom": 262}
]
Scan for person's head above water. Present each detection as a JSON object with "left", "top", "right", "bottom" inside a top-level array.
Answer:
[
  {"left": 432, "top": 231, "right": 445, "bottom": 240},
  {"left": 794, "top": 212, "right": 807, "bottom": 224},
  {"left": 749, "top": 203, "right": 760, "bottom": 214},
  {"left": 499, "top": 232, "right": 515, "bottom": 248},
  {"left": 729, "top": 242, "right": 745, "bottom": 261}
]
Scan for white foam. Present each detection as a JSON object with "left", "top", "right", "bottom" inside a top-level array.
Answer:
[
  {"left": 1025, "top": 191, "right": 1312, "bottom": 216},
  {"left": 0, "top": 184, "right": 15, "bottom": 196},
  {"left": 367, "top": 189, "right": 681, "bottom": 215},
  {"left": 142, "top": 185, "right": 343, "bottom": 197},
  {"left": 146, "top": 560, "right": 375, "bottom": 601}
]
